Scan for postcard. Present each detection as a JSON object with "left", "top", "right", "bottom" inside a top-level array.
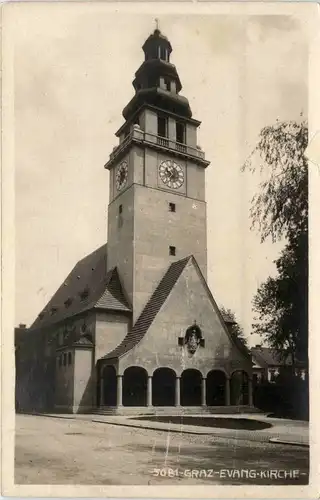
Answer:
[{"left": 1, "top": 1, "right": 319, "bottom": 497}]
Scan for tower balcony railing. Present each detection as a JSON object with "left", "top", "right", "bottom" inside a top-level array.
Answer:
[
  {"left": 175, "top": 142, "right": 187, "bottom": 154},
  {"left": 110, "top": 132, "right": 133, "bottom": 160},
  {"left": 157, "top": 136, "right": 169, "bottom": 148},
  {"left": 108, "top": 126, "right": 206, "bottom": 165}
]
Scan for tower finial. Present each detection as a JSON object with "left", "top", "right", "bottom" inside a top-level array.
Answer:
[{"left": 155, "top": 18, "right": 160, "bottom": 32}]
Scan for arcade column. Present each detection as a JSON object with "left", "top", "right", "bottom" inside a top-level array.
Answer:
[
  {"left": 117, "top": 375, "right": 123, "bottom": 407},
  {"left": 99, "top": 377, "right": 104, "bottom": 407},
  {"left": 201, "top": 377, "right": 206, "bottom": 406},
  {"left": 225, "top": 377, "right": 231, "bottom": 406},
  {"left": 175, "top": 377, "right": 181, "bottom": 406},
  {"left": 147, "top": 376, "right": 152, "bottom": 407}
]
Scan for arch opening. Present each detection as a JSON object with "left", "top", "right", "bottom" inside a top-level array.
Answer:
[
  {"left": 123, "top": 366, "right": 148, "bottom": 407},
  {"left": 181, "top": 369, "right": 202, "bottom": 406},
  {"left": 101, "top": 365, "right": 117, "bottom": 406},
  {"left": 206, "top": 370, "right": 226, "bottom": 406},
  {"left": 231, "top": 370, "right": 249, "bottom": 405},
  {"left": 152, "top": 368, "right": 176, "bottom": 406}
]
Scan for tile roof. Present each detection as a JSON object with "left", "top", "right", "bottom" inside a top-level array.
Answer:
[
  {"left": 251, "top": 347, "right": 294, "bottom": 367},
  {"left": 220, "top": 310, "right": 237, "bottom": 325},
  {"left": 73, "top": 334, "right": 94, "bottom": 347},
  {"left": 30, "top": 244, "right": 131, "bottom": 330},
  {"left": 102, "top": 256, "right": 191, "bottom": 360},
  {"left": 102, "top": 255, "right": 251, "bottom": 361}
]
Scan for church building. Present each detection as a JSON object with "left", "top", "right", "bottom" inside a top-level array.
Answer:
[{"left": 15, "top": 28, "right": 253, "bottom": 415}]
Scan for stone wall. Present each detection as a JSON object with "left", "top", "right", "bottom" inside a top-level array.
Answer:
[
  {"left": 133, "top": 183, "right": 207, "bottom": 322},
  {"left": 107, "top": 182, "right": 135, "bottom": 308},
  {"left": 53, "top": 313, "right": 96, "bottom": 412},
  {"left": 55, "top": 349, "right": 75, "bottom": 411},
  {"left": 94, "top": 311, "right": 130, "bottom": 362},
  {"left": 120, "top": 258, "right": 251, "bottom": 378},
  {"left": 73, "top": 348, "right": 94, "bottom": 413}
]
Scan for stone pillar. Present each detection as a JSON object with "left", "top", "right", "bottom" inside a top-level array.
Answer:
[
  {"left": 225, "top": 377, "right": 231, "bottom": 406},
  {"left": 117, "top": 375, "right": 123, "bottom": 407},
  {"left": 147, "top": 376, "right": 152, "bottom": 407},
  {"left": 168, "top": 117, "right": 176, "bottom": 142},
  {"left": 175, "top": 377, "right": 180, "bottom": 406},
  {"left": 248, "top": 378, "right": 253, "bottom": 407},
  {"left": 201, "top": 377, "right": 206, "bottom": 406},
  {"left": 99, "top": 377, "right": 104, "bottom": 407}
]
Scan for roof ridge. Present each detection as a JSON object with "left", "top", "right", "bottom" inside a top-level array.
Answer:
[
  {"left": 101, "top": 256, "right": 191, "bottom": 360},
  {"left": 185, "top": 256, "right": 251, "bottom": 360},
  {"left": 30, "top": 243, "right": 110, "bottom": 329},
  {"left": 75, "top": 243, "right": 107, "bottom": 266},
  {"left": 94, "top": 267, "right": 116, "bottom": 305},
  {"left": 94, "top": 266, "right": 132, "bottom": 312}
]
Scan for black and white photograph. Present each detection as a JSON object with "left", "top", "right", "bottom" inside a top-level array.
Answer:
[{"left": 1, "top": 1, "right": 318, "bottom": 496}]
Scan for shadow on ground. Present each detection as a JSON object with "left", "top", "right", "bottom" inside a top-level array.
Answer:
[{"left": 134, "top": 416, "right": 272, "bottom": 430}]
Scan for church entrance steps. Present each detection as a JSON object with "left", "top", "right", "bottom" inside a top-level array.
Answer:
[{"left": 95, "top": 405, "right": 263, "bottom": 417}]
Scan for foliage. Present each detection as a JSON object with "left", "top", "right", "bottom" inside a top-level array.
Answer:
[
  {"left": 220, "top": 306, "right": 249, "bottom": 350},
  {"left": 242, "top": 120, "right": 308, "bottom": 244},
  {"left": 243, "top": 120, "right": 308, "bottom": 366},
  {"left": 253, "top": 375, "right": 309, "bottom": 421},
  {"left": 252, "top": 233, "right": 308, "bottom": 364}
]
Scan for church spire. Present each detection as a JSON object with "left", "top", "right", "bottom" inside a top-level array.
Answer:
[
  {"left": 141, "top": 26, "right": 172, "bottom": 63},
  {"left": 122, "top": 27, "right": 192, "bottom": 121}
]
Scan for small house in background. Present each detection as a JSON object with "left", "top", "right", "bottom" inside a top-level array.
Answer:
[{"left": 251, "top": 345, "right": 307, "bottom": 384}]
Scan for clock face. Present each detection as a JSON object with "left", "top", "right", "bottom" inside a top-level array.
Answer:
[
  {"left": 159, "top": 160, "right": 184, "bottom": 189},
  {"left": 116, "top": 160, "right": 128, "bottom": 191}
]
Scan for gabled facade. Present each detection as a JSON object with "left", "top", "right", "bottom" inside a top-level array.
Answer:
[
  {"left": 251, "top": 345, "right": 307, "bottom": 384},
  {"left": 15, "top": 28, "right": 253, "bottom": 415}
]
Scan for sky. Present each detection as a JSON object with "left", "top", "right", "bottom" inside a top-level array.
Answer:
[{"left": 12, "top": 3, "right": 309, "bottom": 345}]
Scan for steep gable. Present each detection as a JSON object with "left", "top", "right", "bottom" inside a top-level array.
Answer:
[
  {"left": 102, "top": 255, "right": 250, "bottom": 365},
  {"left": 190, "top": 258, "right": 251, "bottom": 359},
  {"left": 102, "top": 256, "right": 190, "bottom": 360},
  {"left": 31, "top": 244, "right": 131, "bottom": 330}
]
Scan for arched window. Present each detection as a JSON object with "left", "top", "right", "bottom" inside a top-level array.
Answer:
[
  {"left": 176, "top": 122, "right": 186, "bottom": 144},
  {"left": 164, "top": 78, "right": 171, "bottom": 91},
  {"left": 159, "top": 46, "right": 168, "bottom": 61},
  {"left": 157, "top": 115, "right": 168, "bottom": 138}
]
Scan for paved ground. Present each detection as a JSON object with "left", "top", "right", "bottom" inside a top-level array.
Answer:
[
  {"left": 15, "top": 414, "right": 309, "bottom": 485},
  {"left": 92, "top": 413, "right": 309, "bottom": 446}
]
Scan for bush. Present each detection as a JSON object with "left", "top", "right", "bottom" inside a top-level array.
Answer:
[{"left": 253, "top": 375, "right": 309, "bottom": 420}]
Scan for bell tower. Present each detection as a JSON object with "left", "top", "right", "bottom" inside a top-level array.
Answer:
[{"left": 105, "top": 28, "right": 210, "bottom": 321}]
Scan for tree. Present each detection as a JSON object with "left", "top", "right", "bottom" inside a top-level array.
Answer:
[
  {"left": 220, "top": 306, "right": 249, "bottom": 350},
  {"left": 243, "top": 120, "right": 308, "bottom": 244},
  {"left": 243, "top": 120, "right": 308, "bottom": 367}
]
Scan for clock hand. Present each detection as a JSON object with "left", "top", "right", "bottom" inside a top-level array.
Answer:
[{"left": 171, "top": 169, "right": 179, "bottom": 181}]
